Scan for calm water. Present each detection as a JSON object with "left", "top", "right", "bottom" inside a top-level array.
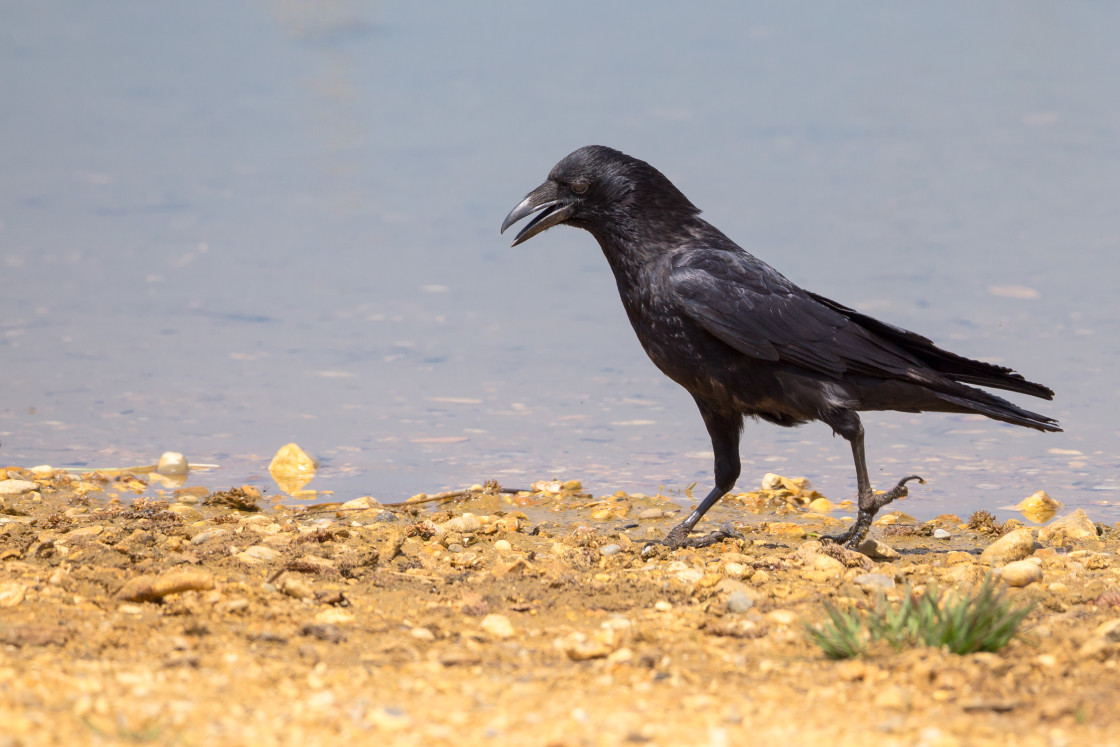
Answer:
[{"left": 2, "top": 2, "right": 1118, "bottom": 521}]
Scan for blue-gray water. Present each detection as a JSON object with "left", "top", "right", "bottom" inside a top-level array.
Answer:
[{"left": 2, "top": 2, "right": 1118, "bottom": 521}]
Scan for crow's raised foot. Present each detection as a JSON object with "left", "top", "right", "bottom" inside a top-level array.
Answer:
[
  {"left": 659, "top": 521, "right": 743, "bottom": 550},
  {"left": 822, "top": 475, "right": 925, "bottom": 549}
]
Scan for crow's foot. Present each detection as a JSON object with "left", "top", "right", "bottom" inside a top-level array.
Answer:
[
  {"left": 822, "top": 475, "right": 925, "bottom": 549},
  {"left": 661, "top": 521, "right": 743, "bottom": 549}
]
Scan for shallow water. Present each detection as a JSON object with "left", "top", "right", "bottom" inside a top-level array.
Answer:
[{"left": 2, "top": 2, "right": 1118, "bottom": 520}]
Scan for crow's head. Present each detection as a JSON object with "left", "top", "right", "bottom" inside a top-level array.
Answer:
[{"left": 501, "top": 145, "right": 698, "bottom": 247}]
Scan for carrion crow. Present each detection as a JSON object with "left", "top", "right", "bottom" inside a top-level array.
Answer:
[{"left": 501, "top": 145, "right": 1060, "bottom": 549}]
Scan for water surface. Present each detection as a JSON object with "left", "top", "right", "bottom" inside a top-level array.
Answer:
[{"left": 2, "top": 2, "right": 1118, "bottom": 521}]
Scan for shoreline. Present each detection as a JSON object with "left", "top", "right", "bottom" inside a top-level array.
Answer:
[{"left": 2, "top": 467, "right": 1119, "bottom": 745}]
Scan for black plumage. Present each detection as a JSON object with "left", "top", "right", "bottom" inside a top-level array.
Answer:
[{"left": 502, "top": 145, "right": 1059, "bottom": 549}]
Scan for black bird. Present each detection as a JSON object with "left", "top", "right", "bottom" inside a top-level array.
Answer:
[{"left": 501, "top": 146, "right": 1060, "bottom": 549}]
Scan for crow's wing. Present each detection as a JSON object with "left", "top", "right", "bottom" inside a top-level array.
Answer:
[{"left": 668, "top": 249, "right": 922, "bottom": 380}]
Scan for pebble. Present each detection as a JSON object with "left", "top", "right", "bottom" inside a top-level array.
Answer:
[
  {"left": 853, "top": 573, "right": 896, "bottom": 591},
  {"left": 116, "top": 570, "right": 215, "bottom": 602},
  {"left": 340, "top": 496, "right": 382, "bottom": 511},
  {"left": 277, "top": 575, "right": 314, "bottom": 600},
  {"left": 765, "top": 609, "right": 798, "bottom": 626},
  {"left": 481, "top": 613, "right": 515, "bottom": 639},
  {"left": 268, "top": 442, "right": 317, "bottom": 476},
  {"left": 980, "top": 527, "right": 1036, "bottom": 565},
  {"left": 1038, "top": 509, "right": 1098, "bottom": 544},
  {"left": 857, "top": 537, "right": 900, "bottom": 560},
  {"left": 654, "top": 601, "right": 673, "bottom": 612},
  {"left": 932, "top": 528, "right": 951, "bottom": 540},
  {"left": 0, "top": 480, "right": 38, "bottom": 496},
  {"left": 1013, "top": 489, "right": 1062, "bottom": 513},
  {"left": 156, "top": 452, "right": 189, "bottom": 475},
  {"left": 637, "top": 508, "right": 665, "bottom": 519},
  {"left": 997, "top": 558, "right": 1043, "bottom": 587},
  {"left": 241, "top": 545, "right": 280, "bottom": 563},
  {"left": 65, "top": 525, "right": 104, "bottom": 539},
  {"left": 410, "top": 627, "right": 435, "bottom": 642},
  {"left": 726, "top": 590, "right": 754, "bottom": 613},
  {"left": 313, "top": 608, "right": 354, "bottom": 626},
  {"left": 807, "top": 497, "right": 835, "bottom": 512},
  {"left": 599, "top": 543, "right": 622, "bottom": 555},
  {"left": 191, "top": 528, "right": 231, "bottom": 546},
  {"left": 494, "top": 539, "right": 512, "bottom": 552},
  {"left": 766, "top": 522, "right": 807, "bottom": 538},
  {"left": 0, "top": 581, "right": 28, "bottom": 607},
  {"left": 802, "top": 554, "right": 845, "bottom": 582}
]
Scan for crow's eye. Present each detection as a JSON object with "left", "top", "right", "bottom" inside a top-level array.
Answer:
[{"left": 570, "top": 179, "right": 589, "bottom": 195}]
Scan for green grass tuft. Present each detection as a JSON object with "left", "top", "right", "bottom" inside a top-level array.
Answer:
[{"left": 805, "top": 577, "right": 1033, "bottom": 659}]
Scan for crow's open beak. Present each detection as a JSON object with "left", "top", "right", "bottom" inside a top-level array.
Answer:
[{"left": 500, "top": 181, "right": 576, "bottom": 247}]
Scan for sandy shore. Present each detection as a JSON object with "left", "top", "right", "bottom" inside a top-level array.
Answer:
[{"left": 1, "top": 467, "right": 1119, "bottom": 746}]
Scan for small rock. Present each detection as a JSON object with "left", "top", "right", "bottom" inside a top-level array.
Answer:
[
  {"left": 116, "top": 570, "right": 215, "bottom": 602},
  {"left": 723, "top": 561, "right": 749, "bottom": 579},
  {"left": 726, "top": 590, "right": 754, "bottom": 613},
  {"left": 191, "top": 528, "right": 231, "bottom": 546},
  {"left": 670, "top": 563, "right": 704, "bottom": 586},
  {"left": 998, "top": 558, "right": 1043, "bottom": 587},
  {"left": 65, "top": 525, "right": 104, "bottom": 539},
  {"left": 932, "top": 528, "right": 951, "bottom": 540},
  {"left": 599, "top": 543, "right": 622, "bottom": 555},
  {"left": 980, "top": 527, "right": 1037, "bottom": 565},
  {"left": 268, "top": 443, "right": 318, "bottom": 476},
  {"left": 340, "top": 496, "right": 382, "bottom": 511},
  {"left": 945, "top": 551, "right": 974, "bottom": 565},
  {"left": 873, "top": 512, "right": 916, "bottom": 525},
  {"left": 313, "top": 608, "right": 355, "bottom": 626},
  {"left": 0, "top": 582, "right": 28, "bottom": 607},
  {"left": 765, "top": 609, "right": 798, "bottom": 626},
  {"left": 853, "top": 573, "right": 896, "bottom": 591},
  {"left": 0, "top": 480, "right": 38, "bottom": 496},
  {"left": 750, "top": 569, "right": 771, "bottom": 585},
  {"left": 802, "top": 553, "right": 845, "bottom": 582},
  {"left": 1038, "top": 509, "right": 1098, "bottom": 545},
  {"left": 761, "top": 473, "right": 784, "bottom": 490},
  {"left": 242, "top": 545, "right": 280, "bottom": 563},
  {"left": 556, "top": 629, "right": 618, "bottom": 660},
  {"left": 156, "top": 452, "right": 189, "bottom": 475},
  {"left": 654, "top": 600, "right": 673, "bottom": 612},
  {"left": 481, "top": 614, "right": 515, "bottom": 639},
  {"left": 638, "top": 508, "right": 665, "bottom": 519},
  {"left": 765, "top": 522, "right": 807, "bottom": 538},
  {"left": 166, "top": 503, "right": 203, "bottom": 522},
  {"left": 494, "top": 539, "right": 513, "bottom": 552},
  {"left": 276, "top": 575, "right": 314, "bottom": 600},
  {"left": 410, "top": 626, "right": 435, "bottom": 642},
  {"left": 807, "top": 497, "right": 836, "bottom": 512},
  {"left": 1012, "top": 489, "right": 1062, "bottom": 514},
  {"left": 857, "top": 537, "right": 900, "bottom": 560}
]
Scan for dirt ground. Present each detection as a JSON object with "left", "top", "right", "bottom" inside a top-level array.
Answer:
[{"left": 2, "top": 467, "right": 1119, "bottom": 747}]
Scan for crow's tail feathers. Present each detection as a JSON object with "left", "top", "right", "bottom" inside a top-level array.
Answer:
[
  {"left": 810, "top": 291, "right": 1055, "bottom": 400},
  {"left": 936, "top": 389, "right": 1062, "bottom": 432}
]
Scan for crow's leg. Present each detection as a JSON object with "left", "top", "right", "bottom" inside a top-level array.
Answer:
[
  {"left": 661, "top": 401, "right": 744, "bottom": 549},
  {"left": 820, "top": 409, "right": 924, "bottom": 548}
]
